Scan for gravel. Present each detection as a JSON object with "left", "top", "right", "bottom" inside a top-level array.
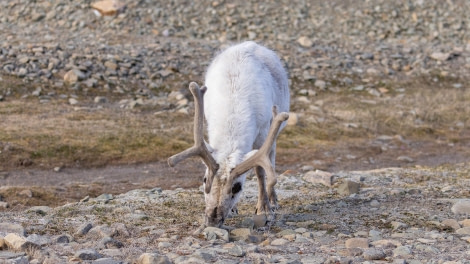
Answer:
[
  {"left": 1, "top": 165, "right": 470, "bottom": 263},
  {"left": 1, "top": 0, "right": 470, "bottom": 108}
]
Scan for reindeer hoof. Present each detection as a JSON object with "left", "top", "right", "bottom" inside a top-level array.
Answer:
[
  {"left": 271, "top": 202, "right": 279, "bottom": 211},
  {"left": 253, "top": 214, "right": 268, "bottom": 228}
]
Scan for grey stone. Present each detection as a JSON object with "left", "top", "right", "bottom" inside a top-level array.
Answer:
[
  {"left": 361, "top": 53, "right": 374, "bottom": 60},
  {"left": 26, "top": 206, "right": 52, "bottom": 215},
  {"left": 227, "top": 244, "right": 245, "bottom": 257},
  {"left": 69, "top": 98, "right": 79, "bottom": 105},
  {"left": 451, "top": 200, "right": 470, "bottom": 214},
  {"left": 157, "top": 241, "right": 171, "bottom": 249},
  {"left": 393, "top": 246, "right": 412, "bottom": 258},
  {"left": 430, "top": 52, "right": 450, "bottom": 61},
  {"left": 94, "top": 96, "right": 108, "bottom": 104},
  {"left": 368, "top": 230, "right": 382, "bottom": 241},
  {"left": 85, "top": 78, "right": 98, "bottom": 88},
  {"left": 104, "top": 61, "right": 118, "bottom": 70},
  {"left": 192, "top": 249, "right": 217, "bottom": 262},
  {"left": 55, "top": 234, "right": 72, "bottom": 244},
  {"left": 17, "top": 68, "right": 28, "bottom": 77},
  {"left": 75, "top": 249, "right": 102, "bottom": 261},
  {"left": 136, "top": 253, "right": 172, "bottom": 264},
  {"left": 202, "top": 227, "right": 229, "bottom": 242},
  {"left": 314, "top": 79, "right": 327, "bottom": 89},
  {"left": 276, "top": 229, "right": 297, "bottom": 238},
  {"left": 397, "top": 156, "right": 414, "bottom": 163},
  {"left": 391, "top": 221, "right": 408, "bottom": 230},
  {"left": 271, "top": 238, "right": 289, "bottom": 246},
  {"left": 0, "top": 251, "right": 26, "bottom": 260},
  {"left": 26, "top": 234, "right": 51, "bottom": 247},
  {"left": 363, "top": 248, "right": 386, "bottom": 260},
  {"left": 75, "top": 222, "right": 93, "bottom": 236},
  {"left": 137, "top": 253, "right": 171, "bottom": 264},
  {"left": 64, "top": 69, "right": 86, "bottom": 84},
  {"left": 338, "top": 180, "right": 360, "bottom": 195},
  {"left": 303, "top": 170, "right": 333, "bottom": 187},
  {"left": 0, "top": 223, "right": 25, "bottom": 236},
  {"left": 253, "top": 214, "right": 268, "bottom": 228},
  {"left": 94, "top": 193, "right": 114, "bottom": 203},
  {"left": 101, "top": 237, "right": 124, "bottom": 249}
]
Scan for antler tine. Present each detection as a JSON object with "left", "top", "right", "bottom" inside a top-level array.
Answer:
[
  {"left": 167, "top": 82, "right": 219, "bottom": 175},
  {"left": 230, "top": 110, "right": 289, "bottom": 178}
]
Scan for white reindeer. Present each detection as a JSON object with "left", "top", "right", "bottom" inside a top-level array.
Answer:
[{"left": 168, "top": 41, "right": 290, "bottom": 228}]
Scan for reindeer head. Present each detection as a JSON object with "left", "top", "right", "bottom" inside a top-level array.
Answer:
[{"left": 168, "top": 82, "right": 288, "bottom": 227}]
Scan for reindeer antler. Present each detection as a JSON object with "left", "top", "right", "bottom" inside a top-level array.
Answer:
[
  {"left": 168, "top": 82, "right": 219, "bottom": 192},
  {"left": 230, "top": 109, "right": 289, "bottom": 179}
]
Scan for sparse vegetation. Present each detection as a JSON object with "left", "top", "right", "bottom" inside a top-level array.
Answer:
[{"left": 1, "top": 78, "right": 468, "bottom": 173}]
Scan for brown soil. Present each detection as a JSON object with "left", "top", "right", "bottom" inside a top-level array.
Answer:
[{"left": 2, "top": 134, "right": 469, "bottom": 210}]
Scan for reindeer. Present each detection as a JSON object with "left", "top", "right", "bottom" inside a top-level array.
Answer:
[{"left": 168, "top": 41, "right": 290, "bottom": 228}]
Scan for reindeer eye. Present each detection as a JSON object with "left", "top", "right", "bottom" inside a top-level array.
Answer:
[
  {"left": 231, "top": 182, "right": 242, "bottom": 195},
  {"left": 203, "top": 177, "right": 207, "bottom": 184}
]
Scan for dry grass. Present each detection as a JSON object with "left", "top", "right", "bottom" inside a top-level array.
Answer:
[
  {"left": 0, "top": 76, "right": 469, "bottom": 171},
  {"left": 287, "top": 78, "right": 469, "bottom": 143},
  {"left": 0, "top": 100, "right": 193, "bottom": 170},
  {"left": 0, "top": 186, "right": 65, "bottom": 208}
]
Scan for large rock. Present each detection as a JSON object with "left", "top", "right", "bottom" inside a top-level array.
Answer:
[
  {"left": 451, "top": 200, "right": 470, "bottom": 214},
  {"left": 303, "top": 170, "right": 334, "bottom": 187},
  {"left": 441, "top": 219, "right": 461, "bottom": 230},
  {"left": 337, "top": 180, "right": 361, "bottom": 195},
  {"left": 363, "top": 248, "right": 386, "bottom": 260},
  {"left": 4, "top": 233, "right": 40, "bottom": 250},
  {"left": 91, "top": 0, "right": 126, "bottom": 16},
  {"left": 202, "top": 227, "right": 229, "bottom": 242},
  {"left": 0, "top": 223, "right": 25, "bottom": 236},
  {"left": 429, "top": 52, "right": 450, "bottom": 61},
  {"left": 64, "top": 69, "right": 85, "bottom": 84},
  {"left": 345, "top": 237, "right": 369, "bottom": 249},
  {"left": 455, "top": 227, "right": 470, "bottom": 235},
  {"left": 393, "top": 246, "right": 412, "bottom": 258},
  {"left": 230, "top": 228, "right": 251, "bottom": 241}
]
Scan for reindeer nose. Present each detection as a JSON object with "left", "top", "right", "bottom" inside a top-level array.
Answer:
[{"left": 205, "top": 208, "right": 225, "bottom": 227}]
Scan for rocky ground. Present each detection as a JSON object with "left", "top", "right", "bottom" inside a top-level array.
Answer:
[
  {"left": 1, "top": 165, "right": 470, "bottom": 263},
  {"left": 1, "top": 0, "right": 470, "bottom": 263}
]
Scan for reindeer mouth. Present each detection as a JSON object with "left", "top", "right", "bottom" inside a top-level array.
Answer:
[
  {"left": 205, "top": 216, "right": 225, "bottom": 228},
  {"left": 205, "top": 206, "right": 226, "bottom": 227}
]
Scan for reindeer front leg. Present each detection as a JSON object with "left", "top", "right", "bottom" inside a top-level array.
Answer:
[
  {"left": 255, "top": 166, "right": 272, "bottom": 216},
  {"left": 267, "top": 144, "right": 279, "bottom": 210},
  {"left": 230, "top": 112, "right": 289, "bottom": 227}
]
